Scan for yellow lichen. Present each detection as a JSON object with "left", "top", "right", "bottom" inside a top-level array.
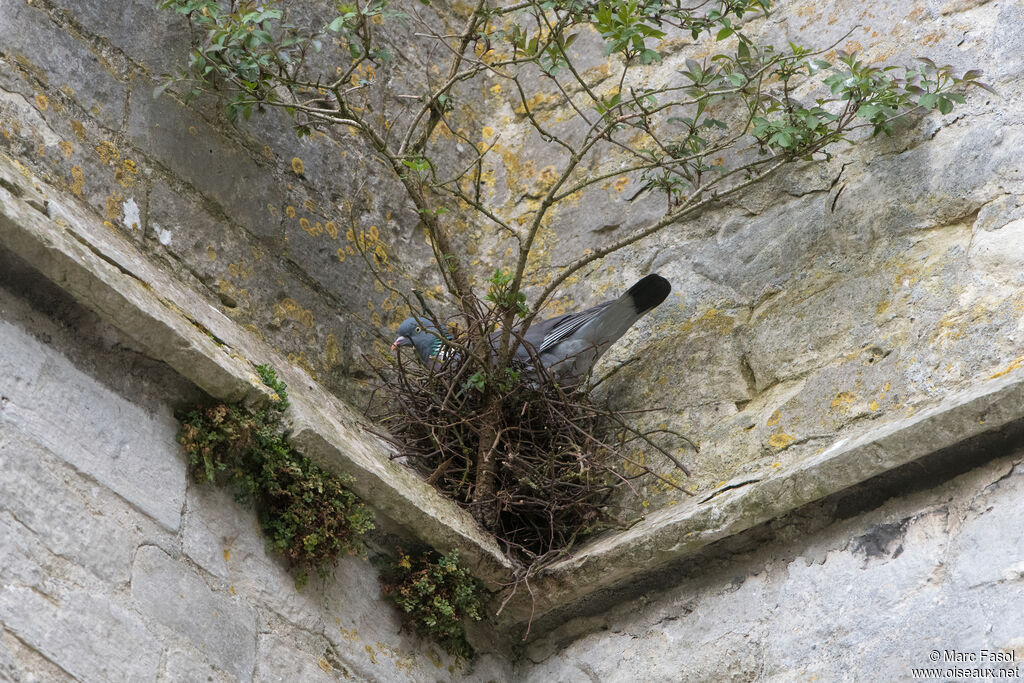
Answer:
[
  {"left": 325, "top": 333, "right": 341, "bottom": 367},
  {"left": 96, "top": 140, "right": 120, "bottom": 165},
  {"left": 104, "top": 191, "right": 123, "bottom": 221},
  {"left": 275, "top": 297, "right": 314, "bottom": 328},
  {"left": 829, "top": 392, "right": 855, "bottom": 411},
  {"left": 70, "top": 165, "right": 85, "bottom": 197},
  {"left": 115, "top": 159, "right": 138, "bottom": 188},
  {"left": 678, "top": 308, "right": 737, "bottom": 336},
  {"left": 227, "top": 262, "right": 254, "bottom": 280},
  {"left": 989, "top": 356, "right": 1024, "bottom": 380},
  {"left": 300, "top": 217, "right": 322, "bottom": 236},
  {"left": 287, "top": 351, "right": 318, "bottom": 378}
]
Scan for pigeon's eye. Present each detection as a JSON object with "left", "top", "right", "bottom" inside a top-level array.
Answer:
[{"left": 415, "top": 326, "right": 422, "bottom": 333}]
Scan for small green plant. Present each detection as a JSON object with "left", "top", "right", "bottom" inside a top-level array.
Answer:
[
  {"left": 254, "top": 362, "right": 290, "bottom": 410},
  {"left": 381, "top": 549, "right": 483, "bottom": 660},
  {"left": 178, "top": 367, "right": 373, "bottom": 587},
  {"left": 484, "top": 269, "right": 528, "bottom": 318}
]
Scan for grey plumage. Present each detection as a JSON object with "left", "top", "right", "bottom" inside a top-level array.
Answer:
[
  {"left": 391, "top": 317, "right": 453, "bottom": 368},
  {"left": 392, "top": 273, "right": 671, "bottom": 382}
]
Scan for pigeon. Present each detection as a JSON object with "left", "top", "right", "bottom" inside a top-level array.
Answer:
[{"left": 391, "top": 273, "right": 671, "bottom": 383}]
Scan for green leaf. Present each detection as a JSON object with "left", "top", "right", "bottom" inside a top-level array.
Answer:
[
  {"left": 402, "top": 156, "right": 430, "bottom": 172},
  {"left": 856, "top": 103, "right": 879, "bottom": 119},
  {"left": 464, "top": 372, "right": 486, "bottom": 392}
]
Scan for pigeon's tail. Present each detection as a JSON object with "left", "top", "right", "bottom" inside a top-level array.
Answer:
[
  {"left": 624, "top": 273, "right": 671, "bottom": 316},
  {"left": 522, "top": 272, "right": 671, "bottom": 381},
  {"left": 580, "top": 273, "right": 672, "bottom": 352}
]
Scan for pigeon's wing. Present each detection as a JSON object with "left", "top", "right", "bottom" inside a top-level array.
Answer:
[
  {"left": 527, "top": 301, "right": 615, "bottom": 354},
  {"left": 529, "top": 274, "right": 672, "bottom": 377}
]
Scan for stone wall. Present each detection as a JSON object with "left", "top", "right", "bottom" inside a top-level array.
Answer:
[
  {"left": 0, "top": 247, "right": 510, "bottom": 681},
  {"left": 3, "top": 0, "right": 1021, "bottom": 503},
  {"left": 459, "top": 0, "right": 1024, "bottom": 505},
  {"left": 517, "top": 443, "right": 1024, "bottom": 681},
  {"left": 2, "top": 0, "right": 1024, "bottom": 680},
  {"left": 0, "top": 0, "right": 445, "bottom": 404}
]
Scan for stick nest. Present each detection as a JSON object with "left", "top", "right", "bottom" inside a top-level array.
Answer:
[{"left": 368, "top": 324, "right": 692, "bottom": 568}]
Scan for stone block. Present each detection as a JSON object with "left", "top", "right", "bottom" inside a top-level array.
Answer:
[
  {"left": 161, "top": 647, "right": 234, "bottom": 683},
  {"left": 145, "top": 177, "right": 370, "bottom": 400},
  {"left": 127, "top": 79, "right": 279, "bottom": 240},
  {"left": 0, "top": 588, "right": 161, "bottom": 682},
  {"left": 57, "top": 0, "right": 191, "bottom": 77},
  {"left": 969, "top": 216, "right": 1024, "bottom": 286},
  {"left": 0, "top": 514, "right": 52, "bottom": 596},
  {"left": 146, "top": 177, "right": 277, "bottom": 315},
  {"left": 0, "top": 628, "right": 75, "bottom": 683},
  {"left": 255, "top": 632, "right": 341, "bottom": 683},
  {"left": 131, "top": 545, "right": 256, "bottom": 679},
  {"left": 0, "top": 0, "right": 127, "bottom": 130},
  {"left": 949, "top": 467, "right": 1024, "bottom": 589},
  {"left": 0, "top": 317, "right": 185, "bottom": 531},
  {"left": 182, "top": 482, "right": 327, "bottom": 633},
  {"left": 0, "top": 430, "right": 135, "bottom": 584},
  {"left": 0, "top": 61, "right": 154, "bottom": 249}
]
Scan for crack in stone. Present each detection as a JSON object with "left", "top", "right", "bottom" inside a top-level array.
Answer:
[{"left": 1, "top": 627, "right": 77, "bottom": 681}]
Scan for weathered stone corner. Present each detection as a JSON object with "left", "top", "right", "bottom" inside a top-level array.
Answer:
[
  {"left": 8, "top": 140, "right": 1024, "bottom": 646},
  {"left": 0, "top": 152, "right": 512, "bottom": 590}
]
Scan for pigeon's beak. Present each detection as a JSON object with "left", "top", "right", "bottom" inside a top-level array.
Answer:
[{"left": 391, "top": 336, "right": 412, "bottom": 351}]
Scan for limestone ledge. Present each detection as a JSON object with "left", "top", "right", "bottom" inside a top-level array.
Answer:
[
  {"left": 0, "top": 152, "right": 512, "bottom": 589},
  {"left": 498, "top": 364, "right": 1024, "bottom": 629},
  {"left": 6, "top": 149, "right": 1024, "bottom": 641}
]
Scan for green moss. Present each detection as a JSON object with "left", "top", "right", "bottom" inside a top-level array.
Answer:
[
  {"left": 380, "top": 549, "right": 483, "bottom": 660},
  {"left": 254, "top": 362, "right": 290, "bottom": 410},
  {"left": 177, "top": 367, "right": 373, "bottom": 587}
]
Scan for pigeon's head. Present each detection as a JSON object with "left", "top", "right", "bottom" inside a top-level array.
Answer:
[{"left": 392, "top": 317, "right": 444, "bottom": 362}]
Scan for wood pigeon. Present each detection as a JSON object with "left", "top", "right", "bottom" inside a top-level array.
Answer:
[{"left": 391, "top": 273, "right": 671, "bottom": 382}]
